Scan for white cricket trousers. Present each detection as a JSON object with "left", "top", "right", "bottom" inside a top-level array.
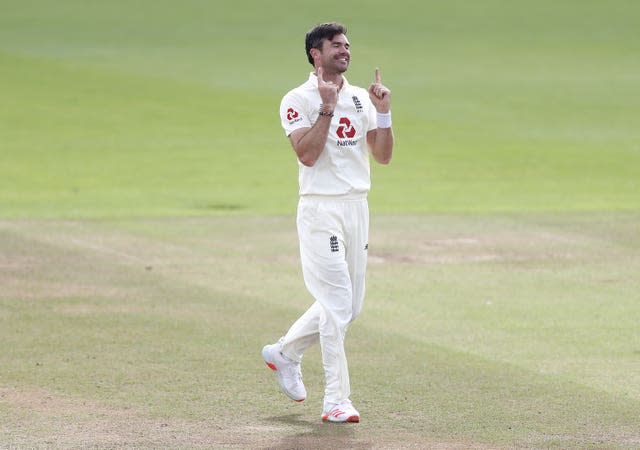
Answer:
[{"left": 280, "top": 194, "right": 369, "bottom": 407}]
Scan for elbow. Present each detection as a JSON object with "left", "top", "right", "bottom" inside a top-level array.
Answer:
[
  {"left": 375, "top": 153, "right": 392, "bottom": 165},
  {"left": 293, "top": 145, "right": 318, "bottom": 167},
  {"left": 298, "top": 155, "right": 317, "bottom": 167}
]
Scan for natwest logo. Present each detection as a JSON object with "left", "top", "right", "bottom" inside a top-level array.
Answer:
[
  {"left": 336, "top": 117, "right": 356, "bottom": 138},
  {"left": 286, "top": 107, "right": 301, "bottom": 123}
]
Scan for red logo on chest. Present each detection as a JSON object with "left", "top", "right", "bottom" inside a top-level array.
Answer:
[{"left": 336, "top": 117, "right": 356, "bottom": 138}]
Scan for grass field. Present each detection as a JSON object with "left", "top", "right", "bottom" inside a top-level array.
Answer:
[{"left": 1, "top": 1, "right": 639, "bottom": 448}]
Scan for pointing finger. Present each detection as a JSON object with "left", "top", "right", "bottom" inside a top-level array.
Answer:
[
  {"left": 317, "top": 66, "right": 325, "bottom": 83},
  {"left": 374, "top": 67, "right": 381, "bottom": 84}
]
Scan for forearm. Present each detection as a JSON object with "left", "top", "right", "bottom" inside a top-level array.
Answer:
[
  {"left": 291, "top": 114, "right": 333, "bottom": 167},
  {"left": 370, "top": 127, "right": 394, "bottom": 164}
]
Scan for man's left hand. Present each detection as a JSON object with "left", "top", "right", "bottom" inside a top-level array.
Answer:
[{"left": 368, "top": 68, "right": 391, "bottom": 113}]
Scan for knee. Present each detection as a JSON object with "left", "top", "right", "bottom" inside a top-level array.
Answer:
[{"left": 336, "top": 305, "right": 355, "bottom": 331}]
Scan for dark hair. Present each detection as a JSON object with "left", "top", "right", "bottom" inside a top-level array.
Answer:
[{"left": 305, "top": 22, "right": 347, "bottom": 66}]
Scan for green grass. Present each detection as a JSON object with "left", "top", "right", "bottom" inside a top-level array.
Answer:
[
  {"left": 1, "top": 0, "right": 639, "bottom": 217},
  {"left": 0, "top": 51, "right": 297, "bottom": 218},
  {"left": 1, "top": 0, "right": 639, "bottom": 448},
  {"left": 1, "top": 214, "right": 639, "bottom": 448}
]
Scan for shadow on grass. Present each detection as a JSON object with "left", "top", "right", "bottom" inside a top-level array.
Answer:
[{"left": 263, "top": 413, "right": 372, "bottom": 450}]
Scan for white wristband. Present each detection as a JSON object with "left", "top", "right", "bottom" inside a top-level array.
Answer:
[{"left": 376, "top": 111, "right": 392, "bottom": 128}]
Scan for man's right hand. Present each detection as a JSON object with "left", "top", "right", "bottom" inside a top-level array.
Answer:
[{"left": 316, "top": 66, "right": 338, "bottom": 111}]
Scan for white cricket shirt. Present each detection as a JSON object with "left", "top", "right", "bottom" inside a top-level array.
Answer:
[{"left": 280, "top": 73, "right": 377, "bottom": 197}]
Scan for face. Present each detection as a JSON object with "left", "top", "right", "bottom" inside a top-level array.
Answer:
[{"left": 314, "top": 33, "right": 350, "bottom": 74}]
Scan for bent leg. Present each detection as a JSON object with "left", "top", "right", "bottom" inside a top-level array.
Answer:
[
  {"left": 279, "top": 301, "right": 322, "bottom": 362},
  {"left": 297, "top": 202, "right": 354, "bottom": 405}
]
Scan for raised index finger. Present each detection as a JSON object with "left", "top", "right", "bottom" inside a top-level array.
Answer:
[
  {"left": 317, "top": 66, "right": 325, "bottom": 84},
  {"left": 374, "top": 68, "right": 381, "bottom": 84}
]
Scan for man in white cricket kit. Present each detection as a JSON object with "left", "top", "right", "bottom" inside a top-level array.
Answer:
[{"left": 262, "top": 22, "right": 394, "bottom": 423}]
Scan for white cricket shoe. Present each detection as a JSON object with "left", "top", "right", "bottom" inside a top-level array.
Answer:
[
  {"left": 262, "top": 343, "right": 306, "bottom": 402},
  {"left": 321, "top": 400, "right": 360, "bottom": 423}
]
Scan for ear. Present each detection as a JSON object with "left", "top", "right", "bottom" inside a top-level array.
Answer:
[{"left": 310, "top": 48, "right": 320, "bottom": 63}]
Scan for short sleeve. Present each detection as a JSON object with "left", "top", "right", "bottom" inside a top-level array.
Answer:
[{"left": 280, "top": 92, "right": 311, "bottom": 137}]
